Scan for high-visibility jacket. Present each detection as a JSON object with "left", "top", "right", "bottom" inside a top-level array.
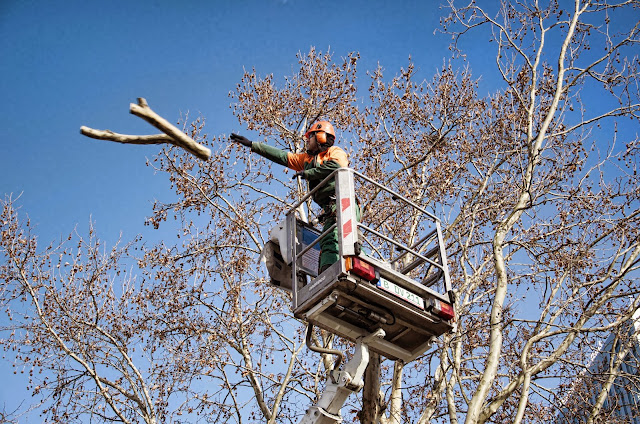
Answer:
[{"left": 251, "top": 142, "right": 349, "bottom": 206}]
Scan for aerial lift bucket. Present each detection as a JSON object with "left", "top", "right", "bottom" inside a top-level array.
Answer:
[{"left": 264, "top": 168, "right": 455, "bottom": 362}]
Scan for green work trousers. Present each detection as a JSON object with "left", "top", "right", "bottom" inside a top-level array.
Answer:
[
  {"left": 319, "top": 213, "right": 340, "bottom": 273},
  {"left": 318, "top": 202, "right": 361, "bottom": 273}
]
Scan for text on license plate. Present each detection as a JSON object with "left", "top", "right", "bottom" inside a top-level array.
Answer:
[{"left": 376, "top": 278, "right": 425, "bottom": 309}]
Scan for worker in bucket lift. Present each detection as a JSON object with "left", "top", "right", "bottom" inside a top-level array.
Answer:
[{"left": 230, "top": 121, "right": 354, "bottom": 274}]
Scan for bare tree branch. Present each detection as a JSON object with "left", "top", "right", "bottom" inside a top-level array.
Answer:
[{"left": 80, "top": 97, "right": 211, "bottom": 161}]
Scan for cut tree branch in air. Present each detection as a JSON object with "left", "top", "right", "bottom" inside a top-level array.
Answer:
[{"left": 80, "top": 97, "right": 211, "bottom": 161}]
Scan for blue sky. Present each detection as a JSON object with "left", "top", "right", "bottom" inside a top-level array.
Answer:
[
  {"left": 0, "top": 0, "right": 466, "bottom": 416},
  {"left": 0, "top": 0, "right": 465, "bottom": 245}
]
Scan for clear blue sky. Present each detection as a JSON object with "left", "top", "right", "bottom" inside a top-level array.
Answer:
[
  {"left": 1, "top": 0, "right": 464, "bottom": 246},
  {"left": 0, "top": 0, "right": 467, "bottom": 417}
]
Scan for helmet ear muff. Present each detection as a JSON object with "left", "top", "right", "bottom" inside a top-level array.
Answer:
[{"left": 315, "top": 131, "right": 327, "bottom": 145}]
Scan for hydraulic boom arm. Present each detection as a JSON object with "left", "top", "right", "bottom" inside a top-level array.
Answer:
[{"left": 299, "top": 328, "right": 386, "bottom": 424}]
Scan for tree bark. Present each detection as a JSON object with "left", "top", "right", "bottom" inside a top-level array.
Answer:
[{"left": 360, "top": 352, "right": 383, "bottom": 424}]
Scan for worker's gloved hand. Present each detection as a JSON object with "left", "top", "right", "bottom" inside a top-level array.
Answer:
[
  {"left": 230, "top": 133, "right": 252, "bottom": 148},
  {"left": 292, "top": 171, "right": 307, "bottom": 180}
]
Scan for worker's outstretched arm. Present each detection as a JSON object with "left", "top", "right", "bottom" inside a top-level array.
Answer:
[{"left": 230, "top": 134, "right": 289, "bottom": 167}]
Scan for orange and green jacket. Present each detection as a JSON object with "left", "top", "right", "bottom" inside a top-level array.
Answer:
[{"left": 251, "top": 142, "right": 348, "bottom": 207}]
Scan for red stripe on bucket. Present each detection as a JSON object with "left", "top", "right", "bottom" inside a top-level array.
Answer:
[{"left": 343, "top": 220, "right": 352, "bottom": 238}]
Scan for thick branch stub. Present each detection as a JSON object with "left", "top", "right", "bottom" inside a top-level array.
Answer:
[{"left": 80, "top": 97, "right": 211, "bottom": 161}]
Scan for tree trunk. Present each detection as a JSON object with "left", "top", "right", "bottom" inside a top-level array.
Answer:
[{"left": 360, "top": 352, "right": 383, "bottom": 424}]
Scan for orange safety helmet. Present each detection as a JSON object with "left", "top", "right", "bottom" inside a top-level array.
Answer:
[{"left": 304, "top": 120, "right": 336, "bottom": 145}]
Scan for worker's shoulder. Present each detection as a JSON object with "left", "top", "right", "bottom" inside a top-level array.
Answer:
[
  {"left": 326, "top": 146, "right": 348, "bottom": 156},
  {"left": 322, "top": 146, "right": 348, "bottom": 167},
  {"left": 327, "top": 145, "right": 346, "bottom": 152}
]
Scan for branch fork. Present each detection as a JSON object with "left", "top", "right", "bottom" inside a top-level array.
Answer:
[{"left": 80, "top": 98, "right": 211, "bottom": 161}]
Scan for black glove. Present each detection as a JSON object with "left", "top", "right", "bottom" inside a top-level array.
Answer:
[
  {"left": 230, "top": 133, "right": 252, "bottom": 148},
  {"left": 292, "top": 171, "right": 307, "bottom": 180}
]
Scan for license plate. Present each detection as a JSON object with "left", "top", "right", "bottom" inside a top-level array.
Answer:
[{"left": 376, "top": 278, "right": 425, "bottom": 309}]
